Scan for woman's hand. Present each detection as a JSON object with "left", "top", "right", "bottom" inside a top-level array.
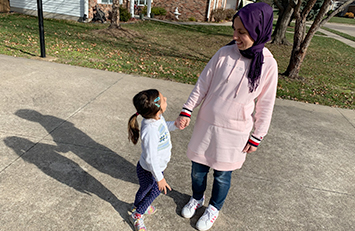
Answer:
[
  {"left": 242, "top": 143, "right": 257, "bottom": 154},
  {"left": 157, "top": 178, "right": 171, "bottom": 194},
  {"left": 174, "top": 116, "right": 190, "bottom": 130}
]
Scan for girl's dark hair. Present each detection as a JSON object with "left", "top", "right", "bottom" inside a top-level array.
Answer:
[{"left": 128, "top": 89, "right": 161, "bottom": 144}]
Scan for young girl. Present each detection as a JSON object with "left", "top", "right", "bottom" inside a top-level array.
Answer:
[{"left": 128, "top": 89, "right": 178, "bottom": 231}]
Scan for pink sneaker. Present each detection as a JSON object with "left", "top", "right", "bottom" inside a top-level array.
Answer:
[
  {"left": 130, "top": 212, "right": 146, "bottom": 231},
  {"left": 144, "top": 205, "right": 157, "bottom": 215}
]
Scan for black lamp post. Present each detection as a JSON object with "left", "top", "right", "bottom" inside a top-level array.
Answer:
[{"left": 37, "top": 0, "right": 46, "bottom": 58}]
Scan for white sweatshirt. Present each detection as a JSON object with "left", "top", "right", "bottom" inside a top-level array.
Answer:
[{"left": 139, "top": 115, "right": 177, "bottom": 182}]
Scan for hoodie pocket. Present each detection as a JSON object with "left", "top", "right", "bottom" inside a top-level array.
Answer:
[{"left": 199, "top": 93, "right": 252, "bottom": 132}]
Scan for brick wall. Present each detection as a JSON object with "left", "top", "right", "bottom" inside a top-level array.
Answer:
[
  {"left": 88, "top": 0, "right": 130, "bottom": 20},
  {"left": 153, "top": 0, "right": 209, "bottom": 21},
  {"left": 87, "top": 0, "right": 224, "bottom": 22}
]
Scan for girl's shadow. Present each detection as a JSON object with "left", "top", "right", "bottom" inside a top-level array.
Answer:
[{"left": 8, "top": 109, "right": 190, "bottom": 219}]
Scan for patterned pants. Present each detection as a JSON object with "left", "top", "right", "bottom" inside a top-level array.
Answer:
[{"left": 133, "top": 161, "right": 161, "bottom": 214}]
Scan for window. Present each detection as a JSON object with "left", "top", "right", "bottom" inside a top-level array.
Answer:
[
  {"left": 135, "top": 0, "right": 147, "bottom": 6},
  {"left": 99, "top": 0, "right": 113, "bottom": 4}
]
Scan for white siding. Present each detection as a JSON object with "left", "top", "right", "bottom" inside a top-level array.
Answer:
[
  {"left": 10, "top": 0, "right": 84, "bottom": 18},
  {"left": 226, "top": 0, "right": 237, "bottom": 9}
]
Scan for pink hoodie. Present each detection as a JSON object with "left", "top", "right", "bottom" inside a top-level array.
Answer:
[{"left": 183, "top": 44, "right": 278, "bottom": 171}]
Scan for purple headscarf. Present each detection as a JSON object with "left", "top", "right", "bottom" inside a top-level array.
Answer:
[{"left": 232, "top": 2, "right": 273, "bottom": 92}]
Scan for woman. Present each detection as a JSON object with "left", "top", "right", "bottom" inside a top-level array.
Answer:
[{"left": 175, "top": 3, "right": 278, "bottom": 231}]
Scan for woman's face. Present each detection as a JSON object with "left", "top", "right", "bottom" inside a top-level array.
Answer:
[{"left": 233, "top": 16, "right": 255, "bottom": 50}]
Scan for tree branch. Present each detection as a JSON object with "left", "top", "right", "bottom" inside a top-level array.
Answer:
[
  {"left": 273, "top": 0, "right": 284, "bottom": 11},
  {"left": 289, "top": 0, "right": 298, "bottom": 8},
  {"left": 301, "top": 0, "right": 317, "bottom": 19},
  {"left": 320, "top": 0, "right": 354, "bottom": 27},
  {"left": 302, "top": 0, "right": 332, "bottom": 52}
]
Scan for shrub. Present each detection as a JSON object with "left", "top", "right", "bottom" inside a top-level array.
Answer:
[
  {"left": 141, "top": 6, "right": 166, "bottom": 16},
  {"left": 212, "top": 8, "right": 237, "bottom": 22},
  {"left": 119, "top": 6, "right": 131, "bottom": 22},
  {"left": 151, "top": 7, "right": 167, "bottom": 16},
  {"left": 225, "top": 9, "right": 236, "bottom": 20},
  {"left": 344, "top": 12, "right": 354, "bottom": 18},
  {"left": 141, "top": 6, "right": 147, "bottom": 15},
  {"left": 212, "top": 8, "right": 226, "bottom": 22}
]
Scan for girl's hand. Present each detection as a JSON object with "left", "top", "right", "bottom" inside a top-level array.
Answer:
[
  {"left": 174, "top": 116, "right": 190, "bottom": 130},
  {"left": 157, "top": 178, "right": 171, "bottom": 194},
  {"left": 242, "top": 143, "right": 257, "bottom": 154}
]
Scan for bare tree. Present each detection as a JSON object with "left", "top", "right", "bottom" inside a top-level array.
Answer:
[
  {"left": 109, "top": 0, "right": 121, "bottom": 29},
  {"left": 283, "top": 0, "right": 354, "bottom": 78}
]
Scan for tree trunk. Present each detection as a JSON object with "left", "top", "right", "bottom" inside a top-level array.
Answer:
[
  {"left": 272, "top": 0, "right": 284, "bottom": 37},
  {"left": 284, "top": 0, "right": 316, "bottom": 78},
  {"left": 272, "top": 1, "right": 293, "bottom": 45},
  {"left": 109, "top": 0, "right": 121, "bottom": 29},
  {"left": 282, "top": 0, "right": 352, "bottom": 79}
]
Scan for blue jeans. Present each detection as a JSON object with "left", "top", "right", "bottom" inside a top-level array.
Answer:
[{"left": 191, "top": 161, "right": 232, "bottom": 211}]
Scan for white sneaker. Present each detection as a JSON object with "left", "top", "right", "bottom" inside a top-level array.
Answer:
[
  {"left": 181, "top": 196, "right": 205, "bottom": 218},
  {"left": 196, "top": 204, "right": 219, "bottom": 231}
]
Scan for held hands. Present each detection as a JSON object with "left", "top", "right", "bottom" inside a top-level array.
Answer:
[
  {"left": 242, "top": 143, "right": 257, "bottom": 154},
  {"left": 157, "top": 178, "right": 171, "bottom": 195},
  {"left": 174, "top": 116, "right": 190, "bottom": 130}
]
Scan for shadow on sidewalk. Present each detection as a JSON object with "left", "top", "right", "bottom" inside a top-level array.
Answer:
[
  {"left": 4, "top": 109, "right": 190, "bottom": 223},
  {"left": 4, "top": 135, "right": 132, "bottom": 221},
  {"left": 14, "top": 109, "right": 138, "bottom": 184}
]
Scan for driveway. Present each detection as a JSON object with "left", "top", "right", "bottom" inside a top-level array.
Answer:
[{"left": 322, "top": 22, "right": 355, "bottom": 37}]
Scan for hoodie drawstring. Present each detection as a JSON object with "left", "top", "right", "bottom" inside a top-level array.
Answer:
[
  {"left": 235, "top": 69, "right": 247, "bottom": 98},
  {"left": 225, "top": 57, "right": 248, "bottom": 98}
]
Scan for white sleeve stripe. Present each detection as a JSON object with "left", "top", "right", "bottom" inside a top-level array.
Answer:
[
  {"left": 250, "top": 136, "right": 261, "bottom": 144},
  {"left": 181, "top": 109, "right": 192, "bottom": 115}
]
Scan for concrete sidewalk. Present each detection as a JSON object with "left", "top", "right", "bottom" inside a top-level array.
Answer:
[{"left": 1, "top": 54, "right": 355, "bottom": 230}]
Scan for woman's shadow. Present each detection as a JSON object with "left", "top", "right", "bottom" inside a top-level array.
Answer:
[
  {"left": 6, "top": 109, "right": 190, "bottom": 218},
  {"left": 15, "top": 109, "right": 138, "bottom": 184},
  {"left": 4, "top": 136, "right": 131, "bottom": 221}
]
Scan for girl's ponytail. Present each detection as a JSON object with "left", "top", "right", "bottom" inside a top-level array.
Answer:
[
  {"left": 128, "top": 113, "right": 139, "bottom": 144},
  {"left": 128, "top": 89, "right": 160, "bottom": 145}
]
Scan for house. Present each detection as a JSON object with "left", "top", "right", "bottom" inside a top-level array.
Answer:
[
  {"left": 335, "top": 0, "right": 355, "bottom": 16},
  {"left": 153, "top": 0, "right": 253, "bottom": 21},
  {"left": 10, "top": 0, "right": 89, "bottom": 21},
  {"left": 9, "top": 0, "right": 250, "bottom": 22},
  {"left": 345, "top": 1, "right": 355, "bottom": 14},
  {"left": 9, "top": 0, "right": 126, "bottom": 22}
]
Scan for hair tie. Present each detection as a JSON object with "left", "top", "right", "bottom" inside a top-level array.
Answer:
[
  {"left": 135, "top": 112, "right": 139, "bottom": 116},
  {"left": 154, "top": 96, "right": 160, "bottom": 108}
]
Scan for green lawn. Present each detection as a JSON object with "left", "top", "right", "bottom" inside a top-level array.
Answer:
[
  {"left": 328, "top": 16, "right": 355, "bottom": 25},
  {"left": 321, "top": 27, "right": 355, "bottom": 42},
  {"left": 0, "top": 13, "right": 354, "bottom": 109}
]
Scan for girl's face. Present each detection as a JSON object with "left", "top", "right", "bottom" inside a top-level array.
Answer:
[
  {"left": 233, "top": 16, "right": 255, "bottom": 50},
  {"left": 159, "top": 92, "right": 167, "bottom": 113}
]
